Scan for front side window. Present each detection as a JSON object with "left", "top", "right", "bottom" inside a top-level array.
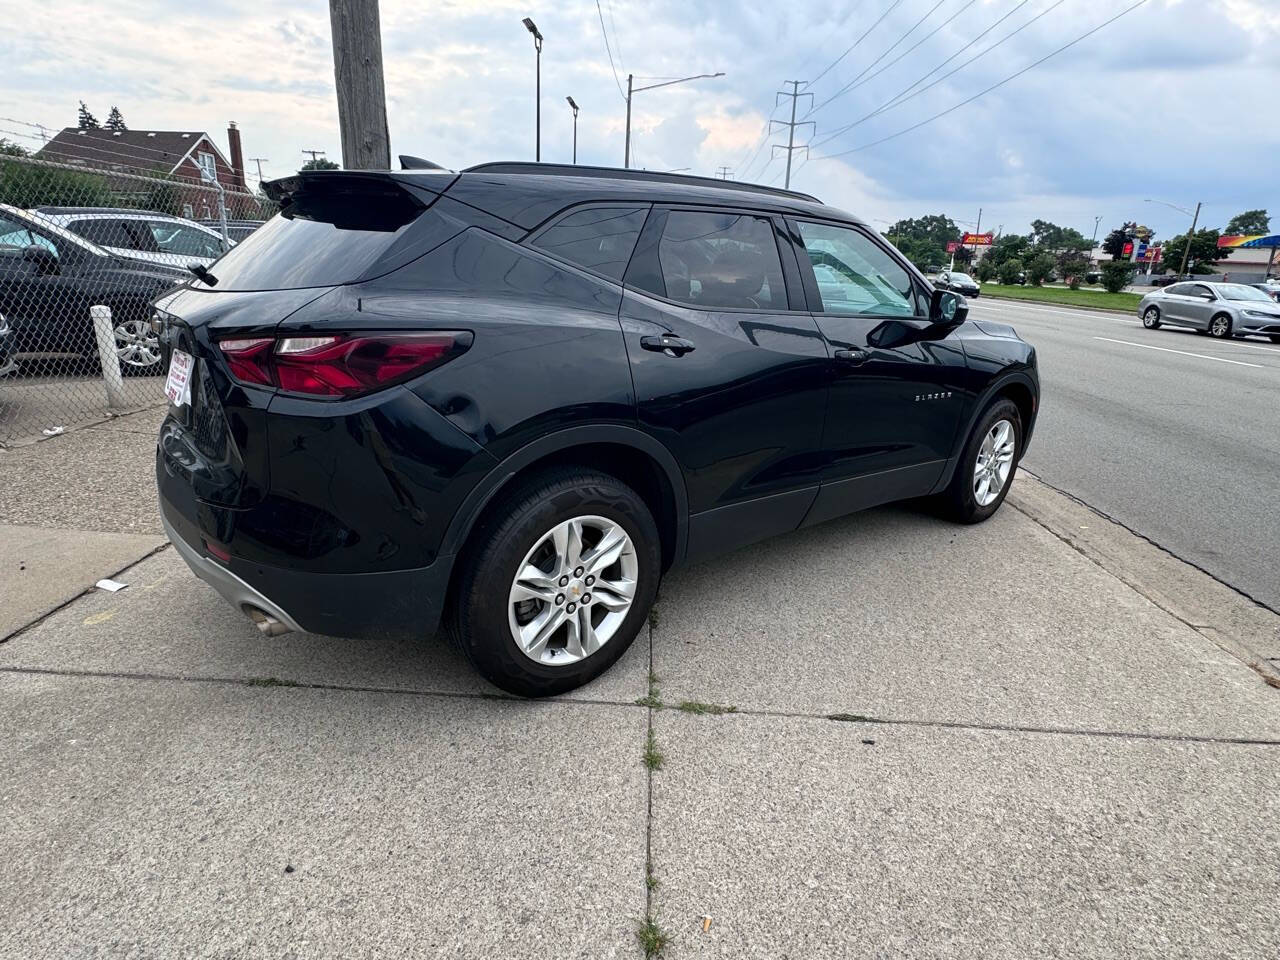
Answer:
[
  {"left": 796, "top": 220, "right": 919, "bottom": 317},
  {"left": 1193, "top": 284, "right": 1215, "bottom": 300},
  {"left": 657, "top": 211, "right": 786, "bottom": 310},
  {"left": 531, "top": 206, "right": 647, "bottom": 280},
  {"left": 0, "top": 216, "right": 59, "bottom": 256}
]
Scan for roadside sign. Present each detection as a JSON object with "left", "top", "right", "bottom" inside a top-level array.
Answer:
[
  {"left": 946, "top": 241, "right": 958, "bottom": 253},
  {"left": 962, "top": 232, "right": 993, "bottom": 246}
]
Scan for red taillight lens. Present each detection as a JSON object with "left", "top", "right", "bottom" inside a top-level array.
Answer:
[
  {"left": 217, "top": 332, "right": 470, "bottom": 397},
  {"left": 218, "top": 337, "right": 274, "bottom": 386}
]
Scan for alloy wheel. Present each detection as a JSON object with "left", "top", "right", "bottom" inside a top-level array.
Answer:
[
  {"left": 1143, "top": 308, "right": 1159, "bottom": 328},
  {"left": 114, "top": 319, "right": 162, "bottom": 368},
  {"left": 1210, "top": 316, "right": 1230, "bottom": 338},
  {"left": 507, "top": 514, "right": 638, "bottom": 666},
  {"left": 973, "top": 418, "right": 1016, "bottom": 507}
]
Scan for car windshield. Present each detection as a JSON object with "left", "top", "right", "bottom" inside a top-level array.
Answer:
[
  {"left": 950, "top": 273, "right": 974, "bottom": 283},
  {"left": 1219, "top": 284, "right": 1271, "bottom": 302}
]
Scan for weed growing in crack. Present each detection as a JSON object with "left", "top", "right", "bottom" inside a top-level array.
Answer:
[
  {"left": 643, "top": 727, "right": 664, "bottom": 771},
  {"left": 636, "top": 915, "right": 671, "bottom": 958},
  {"left": 677, "top": 700, "right": 737, "bottom": 716}
]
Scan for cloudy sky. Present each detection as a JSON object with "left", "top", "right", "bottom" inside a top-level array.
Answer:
[{"left": 2, "top": 0, "right": 1277, "bottom": 242}]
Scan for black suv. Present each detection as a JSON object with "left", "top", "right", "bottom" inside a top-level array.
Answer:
[{"left": 154, "top": 164, "right": 1038, "bottom": 696}]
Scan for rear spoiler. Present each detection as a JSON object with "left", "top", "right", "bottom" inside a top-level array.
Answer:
[{"left": 262, "top": 170, "right": 457, "bottom": 207}]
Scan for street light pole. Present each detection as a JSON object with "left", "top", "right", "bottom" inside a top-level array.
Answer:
[
  {"left": 522, "top": 18, "right": 543, "bottom": 161},
  {"left": 566, "top": 97, "right": 579, "bottom": 164},
  {"left": 624, "top": 71, "right": 724, "bottom": 169},
  {"left": 1177, "top": 201, "right": 1201, "bottom": 280},
  {"left": 1091, "top": 215, "right": 1102, "bottom": 264}
]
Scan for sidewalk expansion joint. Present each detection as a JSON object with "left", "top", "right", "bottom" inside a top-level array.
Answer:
[
  {"left": 0, "top": 541, "right": 172, "bottom": 646},
  {"left": 4, "top": 664, "right": 1279, "bottom": 747}
]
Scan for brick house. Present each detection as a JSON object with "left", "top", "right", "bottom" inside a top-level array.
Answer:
[{"left": 34, "top": 124, "right": 255, "bottom": 218}]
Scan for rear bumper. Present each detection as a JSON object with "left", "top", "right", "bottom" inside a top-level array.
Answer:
[
  {"left": 158, "top": 467, "right": 455, "bottom": 641},
  {"left": 162, "top": 510, "right": 305, "bottom": 634}
]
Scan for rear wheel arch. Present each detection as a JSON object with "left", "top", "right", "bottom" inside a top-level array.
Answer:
[{"left": 443, "top": 427, "right": 688, "bottom": 578}]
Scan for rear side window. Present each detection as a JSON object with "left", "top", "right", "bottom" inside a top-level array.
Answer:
[
  {"left": 657, "top": 211, "right": 786, "bottom": 310},
  {"left": 204, "top": 180, "right": 426, "bottom": 291},
  {"left": 531, "top": 206, "right": 647, "bottom": 281},
  {"left": 1166, "top": 283, "right": 1193, "bottom": 296}
]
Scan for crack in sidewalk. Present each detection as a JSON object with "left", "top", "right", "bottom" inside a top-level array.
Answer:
[{"left": 4, "top": 663, "right": 1278, "bottom": 747}]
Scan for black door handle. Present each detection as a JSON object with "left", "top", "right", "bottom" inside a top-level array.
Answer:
[
  {"left": 641, "top": 334, "right": 696, "bottom": 357},
  {"left": 834, "top": 347, "right": 870, "bottom": 365}
]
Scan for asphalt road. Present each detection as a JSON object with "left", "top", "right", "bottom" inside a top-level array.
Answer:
[{"left": 968, "top": 295, "right": 1280, "bottom": 611}]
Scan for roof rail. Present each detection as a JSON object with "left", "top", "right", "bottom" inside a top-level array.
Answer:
[{"left": 461, "top": 162, "right": 820, "bottom": 204}]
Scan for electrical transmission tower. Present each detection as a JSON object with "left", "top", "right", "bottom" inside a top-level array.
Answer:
[
  {"left": 715, "top": 166, "right": 733, "bottom": 180},
  {"left": 301, "top": 149, "right": 327, "bottom": 163},
  {"left": 770, "top": 81, "right": 815, "bottom": 189}
]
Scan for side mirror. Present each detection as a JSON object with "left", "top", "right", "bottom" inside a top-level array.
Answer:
[
  {"left": 22, "top": 244, "right": 59, "bottom": 275},
  {"left": 929, "top": 288, "right": 967, "bottom": 329}
]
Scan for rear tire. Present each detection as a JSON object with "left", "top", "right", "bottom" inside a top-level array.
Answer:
[
  {"left": 1209, "top": 314, "right": 1232, "bottom": 339},
  {"left": 936, "top": 398, "right": 1022, "bottom": 524},
  {"left": 1142, "top": 306, "right": 1161, "bottom": 329},
  {"left": 450, "top": 467, "right": 660, "bottom": 697}
]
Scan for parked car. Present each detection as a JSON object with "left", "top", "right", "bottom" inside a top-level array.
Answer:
[
  {"left": 1250, "top": 280, "right": 1280, "bottom": 303},
  {"left": 1139, "top": 281, "right": 1280, "bottom": 342},
  {"left": 0, "top": 205, "right": 184, "bottom": 374},
  {"left": 154, "top": 163, "right": 1039, "bottom": 697},
  {"left": 198, "top": 218, "right": 267, "bottom": 244},
  {"left": 935, "top": 270, "right": 980, "bottom": 297},
  {"left": 34, "top": 208, "right": 233, "bottom": 270},
  {"left": 1149, "top": 273, "right": 1192, "bottom": 287},
  {"left": 0, "top": 311, "right": 15, "bottom": 377}
]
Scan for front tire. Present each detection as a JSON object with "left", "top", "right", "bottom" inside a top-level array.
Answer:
[
  {"left": 937, "top": 398, "right": 1022, "bottom": 524},
  {"left": 1209, "top": 314, "right": 1232, "bottom": 339},
  {"left": 1142, "top": 306, "right": 1161, "bottom": 329},
  {"left": 451, "top": 468, "right": 660, "bottom": 697}
]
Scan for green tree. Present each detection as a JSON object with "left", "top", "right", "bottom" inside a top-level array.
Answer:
[
  {"left": 997, "top": 258, "right": 1024, "bottom": 286},
  {"left": 1100, "top": 261, "right": 1133, "bottom": 293},
  {"left": 1224, "top": 209, "right": 1269, "bottom": 236},
  {"left": 986, "top": 234, "right": 1030, "bottom": 269},
  {"left": 0, "top": 138, "right": 27, "bottom": 157},
  {"left": 77, "top": 100, "right": 99, "bottom": 129},
  {"left": 1025, "top": 252, "right": 1055, "bottom": 286},
  {"left": 105, "top": 106, "right": 127, "bottom": 131},
  {"left": 1164, "top": 228, "right": 1228, "bottom": 274},
  {"left": 1100, "top": 222, "right": 1154, "bottom": 261},
  {"left": 886, "top": 214, "right": 961, "bottom": 271},
  {"left": 975, "top": 258, "right": 997, "bottom": 282},
  {"left": 0, "top": 158, "right": 113, "bottom": 207},
  {"left": 300, "top": 157, "right": 339, "bottom": 172},
  {"left": 1028, "top": 220, "right": 1091, "bottom": 255},
  {"left": 951, "top": 244, "right": 974, "bottom": 269},
  {"left": 1056, "top": 252, "right": 1089, "bottom": 287}
]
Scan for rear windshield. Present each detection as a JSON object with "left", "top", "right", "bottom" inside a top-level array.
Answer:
[{"left": 201, "top": 182, "right": 426, "bottom": 291}]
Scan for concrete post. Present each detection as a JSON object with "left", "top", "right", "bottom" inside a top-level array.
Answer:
[{"left": 90, "top": 305, "right": 128, "bottom": 410}]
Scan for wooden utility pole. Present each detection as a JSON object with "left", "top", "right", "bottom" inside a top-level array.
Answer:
[{"left": 328, "top": 0, "right": 391, "bottom": 170}]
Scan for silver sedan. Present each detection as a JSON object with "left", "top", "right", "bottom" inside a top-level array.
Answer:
[{"left": 1138, "top": 281, "right": 1280, "bottom": 342}]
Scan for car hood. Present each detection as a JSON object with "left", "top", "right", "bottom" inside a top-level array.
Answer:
[{"left": 1226, "top": 299, "right": 1280, "bottom": 314}]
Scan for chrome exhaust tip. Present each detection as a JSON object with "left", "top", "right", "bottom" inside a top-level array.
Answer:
[{"left": 244, "top": 605, "right": 292, "bottom": 637}]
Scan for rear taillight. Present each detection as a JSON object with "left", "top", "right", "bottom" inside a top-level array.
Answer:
[{"left": 217, "top": 332, "right": 471, "bottom": 397}]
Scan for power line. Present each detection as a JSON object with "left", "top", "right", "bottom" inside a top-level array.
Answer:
[
  {"left": 770, "top": 81, "right": 815, "bottom": 189},
  {"left": 595, "top": 0, "right": 627, "bottom": 102},
  {"left": 823, "top": 0, "right": 981, "bottom": 108},
  {"left": 805, "top": 0, "right": 949, "bottom": 118},
  {"left": 736, "top": 101, "right": 785, "bottom": 181},
  {"left": 812, "top": 0, "right": 1044, "bottom": 150},
  {"left": 715, "top": 166, "right": 733, "bottom": 179},
  {"left": 807, "top": 0, "right": 901, "bottom": 90},
  {"left": 813, "top": 0, "right": 1150, "bottom": 161},
  {"left": 301, "top": 149, "right": 327, "bottom": 162}
]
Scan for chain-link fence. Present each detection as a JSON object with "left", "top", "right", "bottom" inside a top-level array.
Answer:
[{"left": 0, "top": 154, "right": 276, "bottom": 444}]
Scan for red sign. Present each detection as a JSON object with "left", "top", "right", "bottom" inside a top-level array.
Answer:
[
  {"left": 962, "top": 232, "right": 994, "bottom": 246},
  {"left": 1122, "top": 241, "right": 1134, "bottom": 256},
  {"left": 946, "top": 241, "right": 958, "bottom": 253},
  {"left": 1137, "top": 244, "right": 1162, "bottom": 263}
]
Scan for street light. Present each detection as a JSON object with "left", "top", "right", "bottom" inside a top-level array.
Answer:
[
  {"left": 522, "top": 18, "right": 543, "bottom": 161},
  {"left": 624, "top": 71, "right": 725, "bottom": 168},
  {"left": 1145, "top": 198, "right": 1201, "bottom": 278},
  {"left": 565, "top": 96, "right": 579, "bottom": 164}
]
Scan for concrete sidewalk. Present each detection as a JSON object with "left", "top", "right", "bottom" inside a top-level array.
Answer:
[{"left": 2, "top": 452, "right": 1279, "bottom": 957}]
